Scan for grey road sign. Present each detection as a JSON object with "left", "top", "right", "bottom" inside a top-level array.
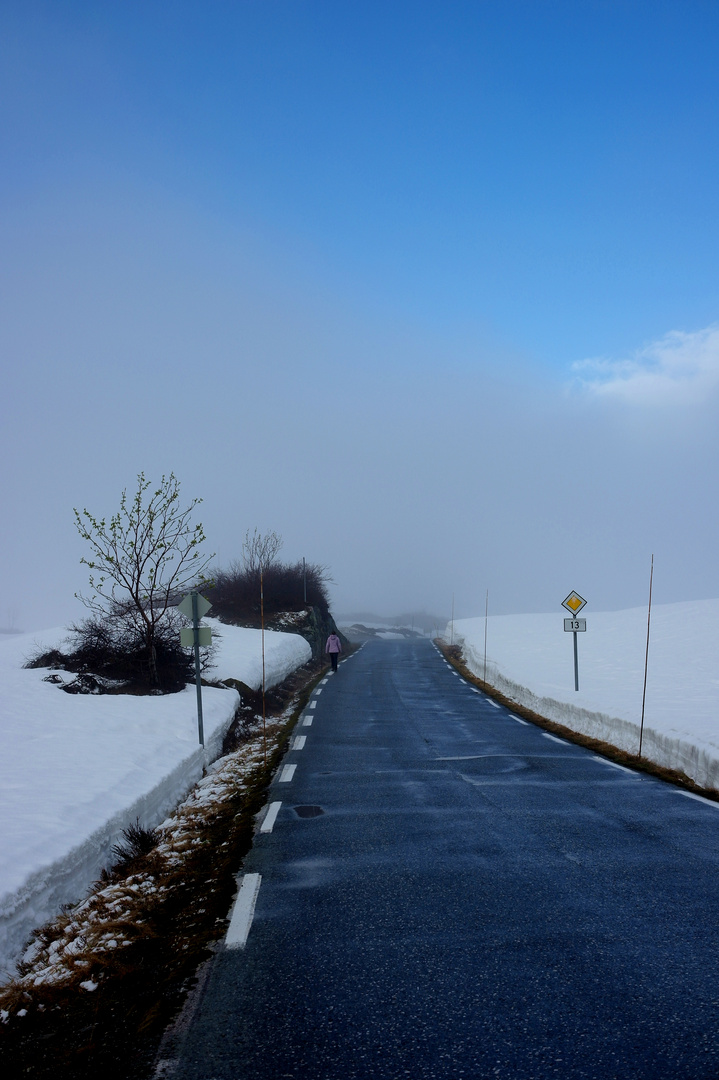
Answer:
[
  {"left": 180, "top": 626, "right": 212, "bottom": 648},
  {"left": 564, "top": 618, "right": 587, "bottom": 632},
  {"left": 177, "top": 591, "right": 213, "bottom": 747},
  {"left": 177, "top": 592, "right": 212, "bottom": 620}
]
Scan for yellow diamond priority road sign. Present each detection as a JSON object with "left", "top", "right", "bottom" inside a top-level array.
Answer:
[{"left": 562, "top": 591, "right": 587, "bottom": 615}]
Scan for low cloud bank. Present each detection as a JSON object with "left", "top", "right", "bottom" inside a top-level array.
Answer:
[{"left": 573, "top": 324, "right": 719, "bottom": 406}]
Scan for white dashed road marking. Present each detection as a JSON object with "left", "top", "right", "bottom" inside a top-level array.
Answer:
[
  {"left": 592, "top": 757, "right": 637, "bottom": 775},
  {"left": 279, "top": 764, "right": 297, "bottom": 782},
  {"left": 226, "top": 873, "right": 262, "bottom": 949},
  {"left": 542, "top": 733, "right": 568, "bottom": 745},
  {"left": 309, "top": 701, "right": 317, "bottom": 709},
  {"left": 292, "top": 735, "right": 306, "bottom": 750},
  {"left": 509, "top": 713, "right": 529, "bottom": 725},
  {"left": 260, "top": 801, "right": 282, "bottom": 833},
  {"left": 302, "top": 716, "right": 313, "bottom": 727}
]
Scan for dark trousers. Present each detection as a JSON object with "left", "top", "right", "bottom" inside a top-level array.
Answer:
[{"left": 330, "top": 651, "right": 339, "bottom": 671}]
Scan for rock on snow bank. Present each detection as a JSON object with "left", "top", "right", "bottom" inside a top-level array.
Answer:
[
  {"left": 447, "top": 599, "right": 719, "bottom": 791},
  {"left": 0, "top": 622, "right": 310, "bottom": 974}
]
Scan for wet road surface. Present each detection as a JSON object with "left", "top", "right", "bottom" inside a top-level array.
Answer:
[{"left": 172, "top": 638, "right": 719, "bottom": 1079}]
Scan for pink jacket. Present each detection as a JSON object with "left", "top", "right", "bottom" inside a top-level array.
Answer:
[{"left": 325, "top": 634, "right": 342, "bottom": 654}]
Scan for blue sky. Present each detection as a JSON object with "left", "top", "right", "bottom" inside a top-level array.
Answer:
[
  {"left": 2, "top": 1, "right": 719, "bottom": 626},
  {"left": 4, "top": 0, "right": 719, "bottom": 363}
]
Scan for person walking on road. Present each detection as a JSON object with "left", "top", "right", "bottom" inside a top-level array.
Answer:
[{"left": 325, "top": 632, "right": 342, "bottom": 672}]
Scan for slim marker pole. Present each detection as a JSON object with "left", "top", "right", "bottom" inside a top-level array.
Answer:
[
  {"left": 639, "top": 554, "right": 654, "bottom": 758},
  {"left": 192, "top": 591, "right": 205, "bottom": 747},
  {"left": 483, "top": 589, "right": 488, "bottom": 685},
  {"left": 261, "top": 568, "right": 266, "bottom": 767}
]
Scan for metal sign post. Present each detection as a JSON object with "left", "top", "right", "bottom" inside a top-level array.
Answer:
[
  {"left": 562, "top": 592, "right": 587, "bottom": 691},
  {"left": 177, "top": 591, "right": 212, "bottom": 747}
]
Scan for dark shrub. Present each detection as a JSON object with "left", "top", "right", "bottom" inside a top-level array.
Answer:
[
  {"left": 25, "top": 611, "right": 213, "bottom": 693},
  {"left": 111, "top": 819, "right": 159, "bottom": 872},
  {"left": 207, "top": 560, "right": 331, "bottom": 624},
  {"left": 25, "top": 648, "right": 67, "bottom": 670}
]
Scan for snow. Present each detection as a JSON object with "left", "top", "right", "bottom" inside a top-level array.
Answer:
[
  {"left": 206, "top": 618, "right": 311, "bottom": 688},
  {"left": 6, "top": 729, "right": 271, "bottom": 998},
  {"left": 0, "top": 621, "right": 310, "bottom": 974},
  {"left": 447, "top": 599, "right": 719, "bottom": 790}
]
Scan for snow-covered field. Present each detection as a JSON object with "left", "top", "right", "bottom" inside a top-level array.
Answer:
[
  {"left": 0, "top": 619, "right": 310, "bottom": 974},
  {"left": 448, "top": 599, "right": 719, "bottom": 790}
]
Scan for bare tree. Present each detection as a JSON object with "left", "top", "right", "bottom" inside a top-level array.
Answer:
[
  {"left": 74, "top": 473, "right": 213, "bottom": 685},
  {"left": 241, "top": 528, "right": 283, "bottom": 574}
]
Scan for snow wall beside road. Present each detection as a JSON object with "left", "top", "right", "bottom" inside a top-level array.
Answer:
[{"left": 447, "top": 600, "right": 719, "bottom": 792}]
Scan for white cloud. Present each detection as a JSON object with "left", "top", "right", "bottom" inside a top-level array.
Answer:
[{"left": 573, "top": 324, "right": 719, "bottom": 405}]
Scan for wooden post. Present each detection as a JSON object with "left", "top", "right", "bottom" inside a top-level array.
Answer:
[
  {"left": 483, "top": 589, "right": 489, "bottom": 684},
  {"left": 261, "top": 568, "right": 266, "bottom": 766},
  {"left": 639, "top": 555, "right": 654, "bottom": 758}
]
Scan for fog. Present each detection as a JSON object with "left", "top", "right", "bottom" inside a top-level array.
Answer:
[{"left": 2, "top": 190, "right": 718, "bottom": 632}]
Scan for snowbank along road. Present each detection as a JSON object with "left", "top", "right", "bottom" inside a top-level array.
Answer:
[
  {"left": 168, "top": 638, "right": 719, "bottom": 1080},
  {"left": 0, "top": 623, "right": 311, "bottom": 974}
]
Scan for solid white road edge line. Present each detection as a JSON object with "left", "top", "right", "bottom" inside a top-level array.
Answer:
[
  {"left": 592, "top": 756, "right": 637, "bottom": 775},
  {"left": 302, "top": 716, "right": 313, "bottom": 727},
  {"left": 509, "top": 713, "right": 529, "bottom": 725},
  {"left": 260, "top": 801, "right": 282, "bottom": 833},
  {"left": 676, "top": 790, "right": 719, "bottom": 809},
  {"left": 542, "top": 733, "right": 568, "bottom": 745},
  {"left": 279, "top": 764, "right": 297, "bottom": 782},
  {"left": 226, "top": 873, "right": 262, "bottom": 949},
  {"left": 292, "top": 735, "right": 306, "bottom": 750}
]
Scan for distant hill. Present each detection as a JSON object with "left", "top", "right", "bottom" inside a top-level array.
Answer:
[{"left": 337, "top": 611, "right": 445, "bottom": 636}]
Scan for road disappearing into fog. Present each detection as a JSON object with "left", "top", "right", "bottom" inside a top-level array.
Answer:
[{"left": 173, "top": 638, "right": 719, "bottom": 1080}]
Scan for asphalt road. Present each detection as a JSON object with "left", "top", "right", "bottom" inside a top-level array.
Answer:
[{"left": 172, "top": 638, "right": 719, "bottom": 1079}]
